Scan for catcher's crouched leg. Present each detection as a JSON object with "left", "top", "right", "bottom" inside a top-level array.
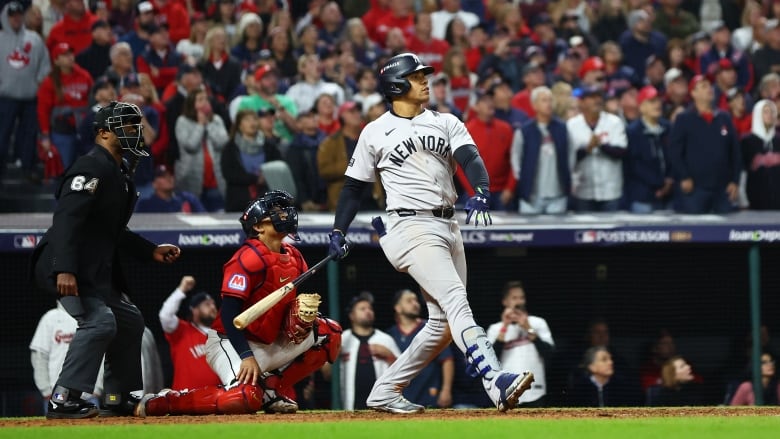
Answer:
[
  {"left": 139, "top": 385, "right": 263, "bottom": 416},
  {"left": 263, "top": 317, "right": 342, "bottom": 413}
]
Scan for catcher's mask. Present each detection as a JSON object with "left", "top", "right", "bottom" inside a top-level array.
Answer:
[
  {"left": 240, "top": 190, "right": 299, "bottom": 240},
  {"left": 93, "top": 101, "right": 147, "bottom": 156}
]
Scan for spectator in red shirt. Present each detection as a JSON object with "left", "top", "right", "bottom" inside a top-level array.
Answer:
[
  {"left": 459, "top": 93, "right": 516, "bottom": 210},
  {"left": 362, "top": 0, "right": 391, "bottom": 44},
  {"left": 136, "top": 23, "right": 183, "bottom": 94},
  {"left": 727, "top": 89, "right": 752, "bottom": 137},
  {"left": 407, "top": 12, "right": 450, "bottom": 73},
  {"left": 442, "top": 47, "right": 476, "bottom": 114},
  {"left": 314, "top": 93, "right": 340, "bottom": 136},
  {"left": 511, "top": 63, "right": 547, "bottom": 118},
  {"left": 158, "top": 276, "right": 222, "bottom": 390},
  {"left": 373, "top": 0, "right": 414, "bottom": 48},
  {"left": 47, "top": 0, "right": 97, "bottom": 54},
  {"left": 37, "top": 43, "right": 94, "bottom": 170},
  {"left": 153, "top": 0, "right": 190, "bottom": 44},
  {"left": 464, "top": 23, "right": 488, "bottom": 73},
  {"left": 713, "top": 59, "right": 740, "bottom": 111}
]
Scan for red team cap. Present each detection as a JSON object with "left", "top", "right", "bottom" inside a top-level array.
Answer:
[
  {"left": 338, "top": 101, "right": 361, "bottom": 117},
  {"left": 579, "top": 56, "right": 605, "bottom": 79},
  {"left": 51, "top": 42, "right": 73, "bottom": 59},
  {"left": 253, "top": 64, "right": 277, "bottom": 81},
  {"left": 637, "top": 85, "right": 659, "bottom": 106},
  {"left": 688, "top": 74, "right": 708, "bottom": 93}
]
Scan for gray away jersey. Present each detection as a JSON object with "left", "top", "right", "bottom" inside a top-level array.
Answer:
[{"left": 345, "top": 110, "right": 474, "bottom": 210}]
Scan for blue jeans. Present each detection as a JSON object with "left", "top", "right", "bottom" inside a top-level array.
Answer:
[
  {"left": 0, "top": 97, "right": 38, "bottom": 173},
  {"left": 674, "top": 187, "right": 737, "bottom": 214},
  {"left": 572, "top": 197, "right": 621, "bottom": 212},
  {"left": 50, "top": 132, "right": 79, "bottom": 170},
  {"left": 519, "top": 196, "right": 568, "bottom": 214}
]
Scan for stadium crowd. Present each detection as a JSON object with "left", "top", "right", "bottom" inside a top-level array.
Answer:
[{"left": 1, "top": 0, "right": 779, "bottom": 214}]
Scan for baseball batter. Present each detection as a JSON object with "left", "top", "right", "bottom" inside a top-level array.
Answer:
[{"left": 327, "top": 53, "right": 534, "bottom": 414}]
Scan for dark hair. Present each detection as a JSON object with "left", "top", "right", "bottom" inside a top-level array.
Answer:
[
  {"left": 501, "top": 280, "right": 524, "bottom": 300},
  {"left": 181, "top": 89, "right": 206, "bottom": 121},
  {"left": 346, "top": 291, "right": 374, "bottom": 315},
  {"left": 50, "top": 65, "right": 65, "bottom": 102},
  {"left": 230, "top": 109, "right": 258, "bottom": 139},
  {"left": 581, "top": 346, "right": 610, "bottom": 369},
  {"left": 392, "top": 288, "right": 416, "bottom": 307}
]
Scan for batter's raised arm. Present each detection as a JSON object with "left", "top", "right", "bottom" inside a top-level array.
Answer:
[
  {"left": 454, "top": 145, "right": 492, "bottom": 226},
  {"left": 328, "top": 177, "right": 371, "bottom": 259}
]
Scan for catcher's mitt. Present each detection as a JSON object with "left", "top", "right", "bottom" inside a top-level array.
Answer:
[{"left": 285, "top": 293, "right": 321, "bottom": 344}]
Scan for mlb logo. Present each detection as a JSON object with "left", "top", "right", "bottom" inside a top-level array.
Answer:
[
  {"left": 228, "top": 274, "right": 247, "bottom": 291},
  {"left": 13, "top": 235, "right": 39, "bottom": 248},
  {"left": 576, "top": 231, "right": 597, "bottom": 243}
]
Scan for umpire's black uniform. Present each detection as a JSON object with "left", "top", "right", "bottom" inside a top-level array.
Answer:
[{"left": 32, "top": 144, "right": 155, "bottom": 411}]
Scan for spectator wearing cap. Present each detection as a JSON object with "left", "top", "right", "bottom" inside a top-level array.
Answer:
[
  {"left": 135, "top": 164, "right": 206, "bottom": 213},
  {"left": 624, "top": 86, "right": 673, "bottom": 213},
  {"left": 238, "top": 64, "right": 299, "bottom": 145},
  {"left": 158, "top": 275, "right": 222, "bottom": 390},
  {"left": 76, "top": 76, "right": 116, "bottom": 155},
  {"left": 644, "top": 56, "right": 666, "bottom": 92},
  {"left": 136, "top": 23, "right": 183, "bottom": 93},
  {"left": 578, "top": 56, "right": 606, "bottom": 89},
  {"left": 46, "top": 0, "right": 97, "bottom": 55},
  {"left": 511, "top": 86, "right": 571, "bottom": 215},
  {"left": 340, "top": 292, "right": 401, "bottom": 411},
  {"left": 511, "top": 62, "right": 547, "bottom": 119},
  {"left": 456, "top": 93, "right": 516, "bottom": 210},
  {"left": 407, "top": 12, "right": 450, "bottom": 72},
  {"left": 152, "top": 0, "right": 189, "bottom": 44},
  {"left": 726, "top": 88, "right": 752, "bottom": 138},
  {"left": 490, "top": 79, "right": 529, "bottom": 131},
  {"left": 37, "top": 42, "right": 93, "bottom": 170},
  {"left": 285, "top": 54, "right": 345, "bottom": 114},
  {"left": 75, "top": 20, "right": 113, "bottom": 80},
  {"left": 175, "top": 12, "right": 209, "bottom": 63},
  {"left": 699, "top": 20, "right": 754, "bottom": 93},
  {"left": 662, "top": 68, "right": 688, "bottom": 119},
  {"left": 118, "top": 1, "right": 156, "bottom": 62},
  {"left": 230, "top": 12, "right": 263, "bottom": 69},
  {"left": 197, "top": 27, "right": 242, "bottom": 105},
  {"left": 318, "top": 100, "right": 383, "bottom": 211},
  {"left": 653, "top": 0, "right": 700, "bottom": 40},
  {"left": 619, "top": 9, "right": 667, "bottom": 83},
  {"left": 431, "top": 0, "right": 479, "bottom": 40},
  {"left": 591, "top": 0, "right": 627, "bottom": 44},
  {"left": 0, "top": 1, "right": 50, "bottom": 183},
  {"left": 741, "top": 99, "right": 780, "bottom": 209},
  {"left": 103, "top": 42, "right": 135, "bottom": 90},
  {"left": 752, "top": 20, "right": 780, "bottom": 87},
  {"left": 669, "top": 75, "right": 740, "bottom": 213},
  {"left": 712, "top": 59, "right": 741, "bottom": 111},
  {"left": 221, "top": 109, "right": 288, "bottom": 212},
  {"left": 552, "top": 49, "right": 582, "bottom": 88},
  {"left": 529, "top": 12, "right": 568, "bottom": 69},
  {"left": 567, "top": 85, "right": 628, "bottom": 212}
]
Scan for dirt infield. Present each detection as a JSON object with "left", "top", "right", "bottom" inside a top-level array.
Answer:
[{"left": 4, "top": 407, "right": 780, "bottom": 427}]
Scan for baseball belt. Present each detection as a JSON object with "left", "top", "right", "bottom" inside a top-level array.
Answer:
[{"left": 393, "top": 207, "right": 455, "bottom": 219}]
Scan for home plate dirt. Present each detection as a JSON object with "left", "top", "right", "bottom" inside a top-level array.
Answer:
[{"left": 3, "top": 407, "right": 780, "bottom": 427}]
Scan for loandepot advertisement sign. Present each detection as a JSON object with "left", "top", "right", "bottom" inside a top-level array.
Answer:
[
  {"left": 178, "top": 233, "right": 242, "bottom": 247},
  {"left": 728, "top": 229, "right": 780, "bottom": 243}
]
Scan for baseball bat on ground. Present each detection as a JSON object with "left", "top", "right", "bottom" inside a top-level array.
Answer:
[{"left": 233, "top": 244, "right": 351, "bottom": 329}]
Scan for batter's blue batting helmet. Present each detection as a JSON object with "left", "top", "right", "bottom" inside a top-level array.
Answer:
[
  {"left": 379, "top": 53, "right": 434, "bottom": 99},
  {"left": 240, "top": 190, "right": 299, "bottom": 240}
]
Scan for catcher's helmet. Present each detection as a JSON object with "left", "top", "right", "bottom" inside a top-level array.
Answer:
[
  {"left": 93, "top": 101, "right": 147, "bottom": 156},
  {"left": 379, "top": 53, "right": 434, "bottom": 99},
  {"left": 240, "top": 190, "right": 299, "bottom": 240}
]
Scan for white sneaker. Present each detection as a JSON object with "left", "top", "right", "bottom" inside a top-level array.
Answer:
[{"left": 368, "top": 395, "right": 425, "bottom": 414}]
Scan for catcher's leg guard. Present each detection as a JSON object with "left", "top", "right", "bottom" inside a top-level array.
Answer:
[{"left": 216, "top": 384, "right": 263, "bottom": 414}]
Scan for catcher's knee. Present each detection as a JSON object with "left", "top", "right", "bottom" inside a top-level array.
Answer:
[
  {"left": 216, "top": 384, "right": 263, "bottom": 414},
  {"left": 315, "top": 317, "right": 342, "bottom": 363}
]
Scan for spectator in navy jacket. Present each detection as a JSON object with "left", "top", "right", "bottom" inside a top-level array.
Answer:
[
  {"left": 624, "top": 86, "right": 673, "bottom": 213},
  {"left": 136, "top": 23, "right": 183, "bottom": 93},
  {"left": 511, "top": 86, "right": 570, "bottom": 215},
  {"left": 669, "top": 75, "right": 741, "bottom": 213},
  {"left": 619, "top": 10, "right": 667, "bottom": 83},
  {"left": 699, "top": 20, "right": 753, "bottom": 93},
  {"left": 136, "top": 165, "right": 206, "bottom": 213}
]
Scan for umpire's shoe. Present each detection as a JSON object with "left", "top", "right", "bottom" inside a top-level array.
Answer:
[
  {"left": 46, "top": 387, "right": 99, "bottom": 419},
  {"left": 98, "top": 392, "right": 143, "bottom": 417},
  {"left": 368, "top": 396, "right": 425, "bottom": 414}
]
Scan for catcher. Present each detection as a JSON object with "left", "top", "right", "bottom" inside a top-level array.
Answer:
[{"left": 136, "top": 190, "right": 342, "bottom": 416}]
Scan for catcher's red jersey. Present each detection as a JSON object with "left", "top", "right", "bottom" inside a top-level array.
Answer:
[{"left": 212, "top": 239, "right": 308, "bottom": 344}]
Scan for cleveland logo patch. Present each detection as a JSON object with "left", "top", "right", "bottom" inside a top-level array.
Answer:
[{"left": 228, "top": 274, "right": 247, "bottom": 291}]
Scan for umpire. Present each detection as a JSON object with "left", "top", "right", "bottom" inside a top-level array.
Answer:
[{"left": 31, "top": 101, "right": 181, "bottom": 419}]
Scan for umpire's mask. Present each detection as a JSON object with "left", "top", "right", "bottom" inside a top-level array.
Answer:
[{"left": 94, "top": 101, "right": 147, "bottom": 156}]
